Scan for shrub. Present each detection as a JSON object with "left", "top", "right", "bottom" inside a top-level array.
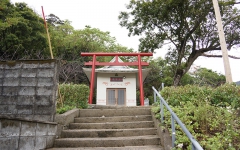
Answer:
[
  {"left": 57, "top": 83, "right": 89, "bottom": 114},
  {"left": 210, "top": 84, "right": 240, "bottom": 108},
  {"left": 153, "top": 84, "right": 240, "bottom": 149}
]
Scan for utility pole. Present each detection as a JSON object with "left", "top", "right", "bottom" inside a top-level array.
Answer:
[{"left": 212, "top": 0, "right": 233, "bottom": 83}]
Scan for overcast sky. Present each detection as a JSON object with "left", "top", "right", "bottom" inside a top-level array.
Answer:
[{"left": 10, "top": 0, "right": 240, "bottom": 82}]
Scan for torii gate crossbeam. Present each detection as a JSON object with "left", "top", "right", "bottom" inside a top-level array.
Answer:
[{"left": 81, "top": 52, "right": 153, "bottom": 106}]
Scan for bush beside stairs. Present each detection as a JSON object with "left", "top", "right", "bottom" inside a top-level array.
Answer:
[{"left": 48, "top": 105, "right": 164, "bottom": 150}]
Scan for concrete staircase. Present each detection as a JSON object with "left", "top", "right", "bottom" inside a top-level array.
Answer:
[{"left": 49, "top": 106, "right": 163, "bottom": 150}]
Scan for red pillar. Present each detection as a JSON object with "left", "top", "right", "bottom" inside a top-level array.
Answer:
[
  {"left": 89, "top": 54, "right": 96, "bottom": 104},
  {"left": 138, "top": 54, "right": 144, "bottom": 106}
]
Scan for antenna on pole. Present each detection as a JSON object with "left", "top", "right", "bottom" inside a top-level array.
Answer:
[{"left": 212, "top": 0, "right": 233, "bottom": 83}]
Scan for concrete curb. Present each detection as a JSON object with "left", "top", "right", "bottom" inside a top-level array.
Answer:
[
  {"left": 151, "top": 110, "right": 172, "bottom": 150},
  {"left": 54, "top": 108, "right": 79, "bottom": 138}
]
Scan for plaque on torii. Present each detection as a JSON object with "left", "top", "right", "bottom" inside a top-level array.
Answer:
[{"left": 81, "top": 52, "right": 153, "bottom": 106}]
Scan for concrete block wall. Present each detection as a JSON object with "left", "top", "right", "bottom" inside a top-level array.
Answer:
[
  {"left": 0, "top": 118, "right": 57, "bottom": 150},
  {"left": 0, "top": 60, "right": 59, "bottom": 122}
]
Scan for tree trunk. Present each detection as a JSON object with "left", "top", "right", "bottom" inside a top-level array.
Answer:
[
  {"left": 173, "top": 50, "right": 202, "bottom": 86},
  {"left": 173, "top": 68, "right": 184, "bottom": 86}
]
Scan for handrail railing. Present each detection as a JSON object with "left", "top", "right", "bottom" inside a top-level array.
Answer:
[{"left": 152, "top": 86, "right": 203, "bottom": 150}]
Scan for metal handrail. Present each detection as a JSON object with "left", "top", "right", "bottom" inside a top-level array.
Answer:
[{"left": 152, "top": 86, "right": 203, "bottom": 150}]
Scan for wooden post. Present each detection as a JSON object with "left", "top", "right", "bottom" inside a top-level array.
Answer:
[
  {"left": 89, "top": 54, "right": 96, "bottom": 104},
  {"left": 138, "top": 55, "right": 144, "bottom": 106}
]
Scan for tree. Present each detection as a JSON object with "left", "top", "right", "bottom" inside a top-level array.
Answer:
[
  {"left": 0, "top": 1, "right": 47, "bottom": 60},
  {"left": 119, "top": 0, "right": 240, "bottom": 86},
  {"left": 49, "top": 23, "right": 133, "bottom": 62},
  {"left": 144, "top": 57, "right": 226, "bottom": 101},
  {"left": 191, "top": 67, "right": 226, "bottom": 87},
  {"left": 143, "top": 57, "right": 174, "bottom": 104},
  {"left": 46, "top": 13, "right": 64, "bottom": 26},
  {"left": 47, "top": 19, "right": 133, "bottom": 84}
]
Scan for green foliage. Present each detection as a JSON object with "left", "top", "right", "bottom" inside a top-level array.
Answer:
[
  {"left": 47, "top": 19, "right": 133, "bottom": 84},
  {"left": 192, "top": 68, "right": 226, "bottom": 87},
  {"left": 161, "top": 84, "right": 240, "bottom": 108},
  {"left": 119, "top": 0, "right": 240, "bottom": 86},
  {"left": 56, "top": 105, "right": 76, "bottom": 114},
  {"left": 143, "top": 57, "right": 174, "bottom": 102},
  {"left": 144, "top": 57, "right": 226, "bottom": 101},
  {"left": 57, "top": 84, "right": 89, "bottom": 114},
  {"left": 180, "top": 67, "right": 226, "bottom": 87},
  {"left": 136, "top": 90, "right": 141, "bottom": 106},
  {"left": 210, "top": 84, "right": 240, "bottom": 108},
  {"left": 180, "top": 73, "right": 195, "bottom": 85},
  {"left": 1, "top": 3, "right": 134, "bottom": 64},
  {"left": 152, "top": 84, "right": 240, "bottom": 149},
  {"left": 48, "top": 23, "right": 133, "bottom": 62},
  {"left": 0, "top": 0, "right": 48, "bottom": 60}
]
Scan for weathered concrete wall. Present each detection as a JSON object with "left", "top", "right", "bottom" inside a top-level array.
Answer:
[
  {"left": 0, "top": 117, "right": 57, "bottom": 150},
  {"left": 151, "top": 111, "right": 172, "bottom": 150},
  {"left": 54, "top": 108, "right": 79, "bottom": 138},
  {"left": 0, "top": 60, "right": 59, "bottom": 122},
  {"left": 0, "top": 60, "right": 59, "bottom": 149}
]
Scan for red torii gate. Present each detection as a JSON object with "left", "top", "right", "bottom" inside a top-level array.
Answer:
[{"left": 81, "top": 52, "right": 153, "bottom": 106}]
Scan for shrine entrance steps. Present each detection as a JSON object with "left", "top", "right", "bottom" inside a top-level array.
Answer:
[{"left": 48, "top": 105, "right": 163, "bottom": 150}]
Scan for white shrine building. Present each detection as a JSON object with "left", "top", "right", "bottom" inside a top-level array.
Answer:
[{"left": 83, "top": 57, "right": 151, "bottom": 106}]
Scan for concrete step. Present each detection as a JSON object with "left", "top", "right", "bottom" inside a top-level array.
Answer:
[
  {"left": 69, "top": 121, "right": 154, "bottom": 129},
  {"left": 48, "top": 145, "right": 163, "bottom": 150},
  {"left": 54, "top": 135, "right": 160, "bottom": 147},
  {"left": 74, "top": 115, "right": 152, "bottom": 123},
  {"left": 88, "top": 104, "right": 152, "bottom": 109},
  {"left": 61, "top": 128, "right": 157, "bottom": 138},
  {"left": 79, "top": 108, "right": 151, "bottom": 117},
  {"left": 49, "top": 106, "right": 164, "bottom": 149}
]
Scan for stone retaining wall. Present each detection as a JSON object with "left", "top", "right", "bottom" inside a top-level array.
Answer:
[
  {"left": 0, "top": 117, "right": 57, "bottom": 150},
  {"left": 0, "top": 60, "right": 59, "bottom": 122},
  {"left": 0, "top": 60, "right": 59, "bottom": 149}
]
